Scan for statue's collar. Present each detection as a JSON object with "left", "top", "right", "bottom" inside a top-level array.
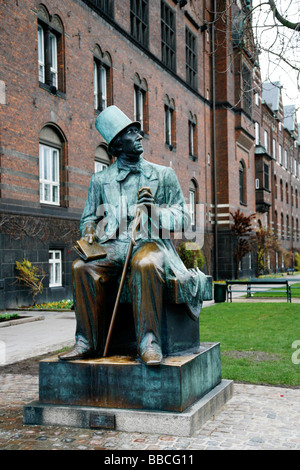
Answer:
[{"left": 116, "top": 156, "right": 153, "bottom": 181}]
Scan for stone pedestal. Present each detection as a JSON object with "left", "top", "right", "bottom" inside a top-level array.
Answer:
[{"left": 23, "top": 342, "right": 233, "bottom": 436}]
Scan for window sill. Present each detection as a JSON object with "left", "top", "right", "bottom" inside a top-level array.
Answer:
[
  {"left": 39, "top": 82, "right": 66, "bottom": 99},
  {"left": 165, "top": 144, "right": 176, "bottom": 152}
]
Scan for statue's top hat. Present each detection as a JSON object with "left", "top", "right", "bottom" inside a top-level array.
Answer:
[{"left": 95, "top": 105, "right": 141, "bottom": 154}]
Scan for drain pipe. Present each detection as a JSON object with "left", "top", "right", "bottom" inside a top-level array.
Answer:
[{"left": 212, "top": 0, "right": 218, "bottom": 280}]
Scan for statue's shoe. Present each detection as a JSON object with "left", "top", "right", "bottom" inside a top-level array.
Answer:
[
  {"left": 58, "top": 344, "right": 94, "bottom": 361},
  {"left": 139, "top": 347, "right": 162, "bottom": 366}
]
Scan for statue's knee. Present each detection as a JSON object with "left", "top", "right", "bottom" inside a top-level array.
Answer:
[{"left": 132, "top": 249, "right": 161, "bottom": 273}]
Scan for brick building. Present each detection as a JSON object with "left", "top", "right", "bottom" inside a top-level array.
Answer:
[{"left": 0, "top": 0, "right": 299, "bottom": 308}]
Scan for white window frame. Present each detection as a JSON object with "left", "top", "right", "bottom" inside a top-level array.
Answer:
[
  {"left": 255, "top": 122, "right": 260, "bottom": 145},
  {"left": 284, "top": 149, "right": 288, "bottom": 169},
  {"left": 278, "top": 144, "right": 282, "bottom": 165},
  {"left": 39, "top": 143, "right": 60, "bottom": 205},
  {"left": 272, "top": 138, "right": 276, "bottom": 160},
  {"left": 165, "top": 106, "right": 172, "bottom": 146},
  {"left": 49, "top": 250, "right": 62, "bottom": 287},
  {"left": 264, "top": 130, "right": 268, "bottom": 152},
  {"left": 94, "top": 161, "right": 108, "bottom": 173},
  {"left": 38, "top": 25, "right": 45, "bottom": 82},
  {"left": 94, "top": 61, "right": 107, "bottom": 111},
  {"left": 189, "top": 121, "right": 195, "bottom": 156},
  {"left": 49, "top": 32, "right": 58, "bottom": 88},
  {"left": 189, "top": 189, "right": 196, "bottom": 226},
  {"left": 134, "top": 87, "right": 144, "bottom": 130}
]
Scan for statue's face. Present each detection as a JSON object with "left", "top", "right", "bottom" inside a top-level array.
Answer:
[{"left": 118, "top": 125, "right": 143, "bottom": 158}]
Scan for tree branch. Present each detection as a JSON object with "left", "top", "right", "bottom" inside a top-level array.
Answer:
[{"left": 268, "top": 0, "right": 300, "bottom": 31}]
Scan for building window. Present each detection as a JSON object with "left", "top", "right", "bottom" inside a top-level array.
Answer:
[
  {"left": 274, "top": 175, "right": 277, "bottom": 199},
  {"left": 161, "top": 1, "right": 176, "bottom": 71},
  {"left": 39, "top": 125, "right": 66, "bottom": 206},
  {"left": 239, "top": 160, "right": 246, "bottom": 204},
  {"left": 264, "top": 130, "right": 268, "bottom": 152},
  {"left": 281, "top": 212, "right": 284, "bottom": 239},
  {"left": 255, "top": 122, "right": 260, "bottom": 145},
  {"left": 49, "top": 250, "right": 62, "bottom": 287},
  {"left": 242, "top": 63, "right": 252, "bottom": 116},
  {"left": 189, "top": 180, "right": 197, "bottom": 226},
  {"left": 95, "top": 143, "right": 111, "bottom": 172},
  {"left": 188, "top": 113, "right": 197, "bottom": 159},
  {"left": 272, "top": 138, "right": 276, "bottom": 160},
  {"left": 164, "top": 95, "right": 176, "bottom": 148},
  {"left": 278, "top": 144, "right": 282, "bottom": 165},
  {"left": 39, "top": 144, "right": 60, "bottom": 205},
  {"left": 284, "top": 149, "right": 288, "bottom": 169},
  {"left": 130, "top": 0, "right": 149, "bottom": 48},
  {"left": 133, "top": 74, "right": 148, "bottom": 134},
  {"left": 85, "top": 0, "right": 114, "bottom": 17},
  {"left": 37, "top": 6, "right": 64, "bottom": 93},
  {"left": 274, "top": 210, "right": 278, "bottom": 236},
  {"left": 94, "top": 46, "right": 112, "bottom": 112},
  {"left": 286, "top": 182, "right": 289, "bottom": 204},
  {"left": 264, "top": 163, "right": 269, "bottom": 190},
  {"left": 185, "top": 27, "right": 197, "bottom": 89},
  {"left": 280, "top": 179, "right": 283, "bottom": 201}
]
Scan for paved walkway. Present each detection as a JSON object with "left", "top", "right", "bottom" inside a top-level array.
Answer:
[
  {"left": 0, "top": 298, "right": 300, "bottom": 450},
  {"left": 1, "top": 374, "right": 299, "bottom": 450}
]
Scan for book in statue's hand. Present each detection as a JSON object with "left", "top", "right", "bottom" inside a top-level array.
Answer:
[{"left": 73, "top": 239, "right": 107, "bottom": 261}]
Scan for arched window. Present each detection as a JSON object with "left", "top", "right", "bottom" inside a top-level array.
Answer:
[
  {"left": 94, "top": 45, "right": 112, "bottom": 112},
  {"left": 274, "top": 174, "right": 277, "bottom": 199},
  {"left": 189, "top": 179, "right": 197, "bottom": 226},
  {"left": 188, "top": 112, "right": 198, "bottom": 159},
  {"left": 274, "top": 210, "right": 278, "bottom": 236},
  {"left": 37, "top": 5, "right": 65, "bottom": 93},
  {"left": 95, "top": 143, "right": 112, "bottom": 173},
  {"left": 239, "top": 160, "right": 246, "bottom": 204},
  {"left": 133, "top": 73, "right": 148, "bottom": 134},
  {"left": 281, "top": 212, "right": 284, "bottom": 239},
  {"left": 163, "top": 94, "right": 176, "bottom": 149},
  {"left": 39, "top": 125, "right": 66, "bottom": 206}
]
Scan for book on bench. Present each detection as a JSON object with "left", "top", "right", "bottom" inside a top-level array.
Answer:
[{"left": 73, "top": 239, "right": 107, "bottom": 261}]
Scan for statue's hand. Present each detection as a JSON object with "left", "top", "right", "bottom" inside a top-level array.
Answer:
[
  {"left": 137, "top": 187, "right": 155, "bottom": 207},
  {"left": 82, "top": 233, "right": 96, "bottom": 245}
]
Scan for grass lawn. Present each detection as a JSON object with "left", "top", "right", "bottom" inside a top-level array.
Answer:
[{"left": 200, "top": 302, "right": 300, "bottom": 387}]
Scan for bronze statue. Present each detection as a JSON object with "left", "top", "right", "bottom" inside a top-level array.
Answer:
[{"left": 59, "top": 106, "right": 207, "bottom": 366}]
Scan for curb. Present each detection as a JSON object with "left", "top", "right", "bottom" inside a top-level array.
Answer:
[{"left": 0, "top": 315, "right": 45, "bottom": 328}]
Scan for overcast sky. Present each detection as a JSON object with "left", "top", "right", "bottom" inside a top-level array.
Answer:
[{"left": 252, "top": 0, "right": 300, "bottom": 118}]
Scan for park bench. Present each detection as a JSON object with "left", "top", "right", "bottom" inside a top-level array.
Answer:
[
  {"left": 286, "top": 268, "right": 295, "bottom": 275},
  {"left": 226, "top": 279, "right": 292, "bottom": 303}
]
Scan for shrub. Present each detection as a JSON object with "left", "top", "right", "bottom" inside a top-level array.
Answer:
[
  {"left": 177, "top": 242, "right": 205, "bottom": 270},
  {"left": 15, "top": 259, "right": 45, "bottom": 306},
  {"left": 295, "top": 252, "right": 300, "bottom": 271}
]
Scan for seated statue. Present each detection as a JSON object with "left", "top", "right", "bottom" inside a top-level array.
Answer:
[{"left": 59, "top": 106, "right": 208, "bottom": 366}]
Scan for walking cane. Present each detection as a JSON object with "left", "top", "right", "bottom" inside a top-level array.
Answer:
[{"left": 103, "top": 206, "right": 142, "bottom": 357}]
